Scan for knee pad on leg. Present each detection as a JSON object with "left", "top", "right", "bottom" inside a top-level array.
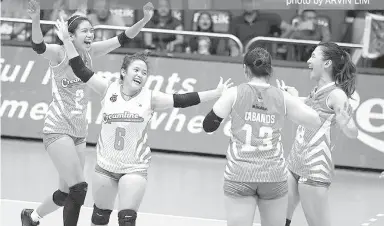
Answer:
[
  {"left": 118, "top": 209, "right": 137, "bottom": 226},
  {"left": 52, "top": 190, "right": 68, "bottom": 206},
  {"left": 68, "top": 182, "right": 88, "bottom": 206},
  {"left": 91, "top": 205, "right": 112, "bottom": 225}
]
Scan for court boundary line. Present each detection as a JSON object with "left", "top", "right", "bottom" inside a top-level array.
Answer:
[{"left": 1, "top": 199, "right": 261, "bottom": 225}]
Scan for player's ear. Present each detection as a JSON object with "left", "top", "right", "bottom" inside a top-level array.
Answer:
[
  {"left": 69, "top": 32, "right": 75, "bottom": 42},
  {"left": 120, "top": 68, "right": 127, "bottom": 80}
]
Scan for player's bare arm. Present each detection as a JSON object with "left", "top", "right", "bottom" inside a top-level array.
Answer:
[
  {"left": 328, "top": 89, "right": 358, "bottom": 139},
  {"left": 283, "top": 91, "right": 322, "bottom": 129},
  {"left": 151, "top": 77, "right": 234, "bottom": 111},
  {"left": 28, "top": 0, "right": 64, "bottom": 64},
  {"left": 56, "top": 18, "right": 109, "bottom": 96},
  {"left": 90, "top": 2, "right": 154, "bottom": 58},
  {"left": 202, "top": 87, "right": 237, "bottom": 133}
]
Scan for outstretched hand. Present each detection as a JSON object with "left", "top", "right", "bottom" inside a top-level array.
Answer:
[
  {"left": 276, "top": 79, "right": 299, "bottom": 97},
  {"left": 55, "top": 16, "right": 70, "bottom": 41},
  {"left": 143, "top": 2, "right": 154, "bottom": 22},
  {"left": 216, "top": 77, "right": 234, "bottom": 95},
  {"left": 27, "top": 0, "right": 40, "bottom": 20}
]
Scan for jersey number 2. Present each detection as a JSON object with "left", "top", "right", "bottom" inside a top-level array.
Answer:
[
  {"left": 242, "top": 124, "right": 273, "bottom": 151},
  {"left": 114, "top": 127, "right": 126, "bottom": 151}
]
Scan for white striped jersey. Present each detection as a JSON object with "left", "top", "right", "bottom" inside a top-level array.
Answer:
[
  {"left": 43, "top": 48, "right": 92, "bottom": 138},
  {"left": 287, "top": 83, "right": 342, "bottom": 184},
  {"left": 97, "top": 81, "right": 153, "bottom": 174},
  {"left": 225, "top": 83, "right": 287, "bottom": 183}
]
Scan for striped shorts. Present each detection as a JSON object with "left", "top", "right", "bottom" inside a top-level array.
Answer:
[
  {"left": 43, "top": 133, "right": 86, "bottom": 149},
  {"left": 289, "top": 170, "right": 331, "bottom": 188},
  {"left": 224, "top": 179, "right": 288, "bottom": 200},
  {"left": 95, "top": 164, "right": 148, "bottom": 181}
]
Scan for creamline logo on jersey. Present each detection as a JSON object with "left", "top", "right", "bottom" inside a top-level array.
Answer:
[
  {"left": 61, "top": 78, "right": 83, "bottom": 88},
  {"left": 103, "top": 112, "right": 144, "bottom": 124}
]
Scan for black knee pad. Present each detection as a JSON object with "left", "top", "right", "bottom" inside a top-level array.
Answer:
[
  {"left": 118, "top": 209, "right": 137, "bottom": 226},
  {"left": 52, "top": 190, "right": 68, "bottom": 206},
  {"left": 91, "top": 204, "right": 112, "bottom": 225},
  {"left": 68, "top": 182, "right": 88, "bottom": 206}
]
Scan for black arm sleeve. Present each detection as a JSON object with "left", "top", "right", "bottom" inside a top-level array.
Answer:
[
  {"left": 31, "top": 40, "right": 47, "bottom": 54},
  {"left": 117, "top": 32, "right": 132, "bottom": 47},
  {"left": 173, "top": 92, "right": 201, "bottom": 108},
  {"left": 68, "top": 56, "right": 94, "bottom": 83},
  {"left": 203, "top": 110, "right": 223, "bottom": 133}
]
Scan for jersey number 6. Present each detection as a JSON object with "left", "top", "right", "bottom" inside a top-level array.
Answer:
[{"left": 114, "top": 127, "right": 126, "bottom": 151}]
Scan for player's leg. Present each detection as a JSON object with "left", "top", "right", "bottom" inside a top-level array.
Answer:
[
  {"left": 286, "top": 171, "right": 300, "bottom": 226},
  {"left": 46, "top": 135, "right": 87, "bottom": 226},
  {"left": 21, "top": 177, "right": 69, "bottom": 226},
  {"left": 298, "top": 181, "right": 331, "bottom": 226},
  {"left": 223, "top": 180, "right": 258, "bottom": 226},
  {"left": 91, "top": 166, "right": 118, "bottom": 226},
  {"left": 33, "top": 139, "right": 86, "bottom": 220},
  {"left": 257, "top": 181, "right": 288, "bottom": 226},
  {"left": 117, "top": 173, "right": 147, "bottom": 226},
  {"left": 21, "top": 134, "right": 76, "bottom": 226}
]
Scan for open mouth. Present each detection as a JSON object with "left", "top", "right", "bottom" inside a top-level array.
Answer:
[
  {"left": 84, "top": 40, "right": 92, "bottom": 48},
  {"left": 133, "top": 78, "right": 142, "bottom": 85}
]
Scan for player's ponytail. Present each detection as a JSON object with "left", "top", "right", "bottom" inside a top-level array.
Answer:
[
  {"left": 243, "top": 47, "right": 272, "bottom": 78},
  {"left": 318, "top": 42, "right": 357, "bottom": 98}
]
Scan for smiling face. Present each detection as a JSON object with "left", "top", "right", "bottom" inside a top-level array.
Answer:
[
  {"left": 121, "top": 59, "right": 148, "bottom": 92},
  {"left": 307, "top": 46, "right": 331, "bottom": 81},
  {"left": 70, "top": 20, "right": 94, "bottom": 52}
]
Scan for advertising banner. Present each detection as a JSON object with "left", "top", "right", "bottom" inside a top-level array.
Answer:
[{"left": 1, "top": 46, "right": 383, "bottom": 170}]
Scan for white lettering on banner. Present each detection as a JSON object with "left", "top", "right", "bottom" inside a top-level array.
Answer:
[
  {"left": 0, "top": 58, "right": 35, "bottom": 83},
  {"left": 0, "top": 100, "right": 29, "bottom": 118},
  {"left": 41, "top": 68, "right": 51, "bottom": 85},
  {"left": 187, "top": 115, "right": 205, "bottom": 134},
  {"left": 30, "top": 102, "right": 48, "bottom": 120},
  {"left": 355, "top": 98, "right": 384, "bottom": 133}
]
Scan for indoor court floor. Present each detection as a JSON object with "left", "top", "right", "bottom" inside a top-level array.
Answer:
[{"left": 1, "top": 138, "right": 384, "bottom": 226}]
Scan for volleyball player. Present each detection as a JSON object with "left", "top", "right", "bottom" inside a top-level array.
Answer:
[
  {"left": 282, "top": 42, "right": 359, "bottom": 226},
  {"left": 55, "top": 17, "right": 233, "bottom": 226},
  {"left": 202, "top": 47, "right": 323, "bottom": 226},
  {"left": 21, "top": 1, "right": 154, "bottom": 226}
]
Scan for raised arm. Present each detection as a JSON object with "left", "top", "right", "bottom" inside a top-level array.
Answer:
[
  {"left": 284, "top": 92, "right": 322, "bottom": 129},
  {"left": 151, "top": 77, "right": 233, "bottom": 111},
  {"left": 90, "top": 2, "right": 154, "bottom": 58},
  {"left": 55, "top": 18, "right": 109, "bottom": 95},
  {"left": 328, "top": 89, "right": 358, "bottom": 139},
  {"left": 27, "top": 0, "right": 63, "bottom": 64}
]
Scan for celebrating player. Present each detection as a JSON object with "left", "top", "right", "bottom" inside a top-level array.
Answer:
[
  {"left": 21, "top": 1, "right": 154, "bottom": 226},
  {"left": 202, "top": 47, "right": 322, "bottom": 226},
  {"left": 282, "top": 42, "right": 359, "bottom": 226},
  {"left": 55, "top": 17, "right": 233, "bottom": 226}
]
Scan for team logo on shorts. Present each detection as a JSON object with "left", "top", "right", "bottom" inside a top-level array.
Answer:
[{"left": 110, "top": 94, "right": 118, "bottom": 102}]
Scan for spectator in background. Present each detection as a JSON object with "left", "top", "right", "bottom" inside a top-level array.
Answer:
[
  {"left": 288, "top": 10, "right": 331, "bottom": 42},
  {"left": 228, "top": 0, "right": 291, "bottom": 56},
  {"left": 87, "top": 0, "right": 125, "bottom": 41},
  {"left": 1, "top": 0, "right": 30, "bottom": 41},
  {"left": 285, "top": 10, "right": 331, "bottom": 61},
  {"left": 144, "top": 0, "right": 184, "bottom": 52},
  {"left": 187, "top": 12, "right": 227, "bottom": 55}
]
